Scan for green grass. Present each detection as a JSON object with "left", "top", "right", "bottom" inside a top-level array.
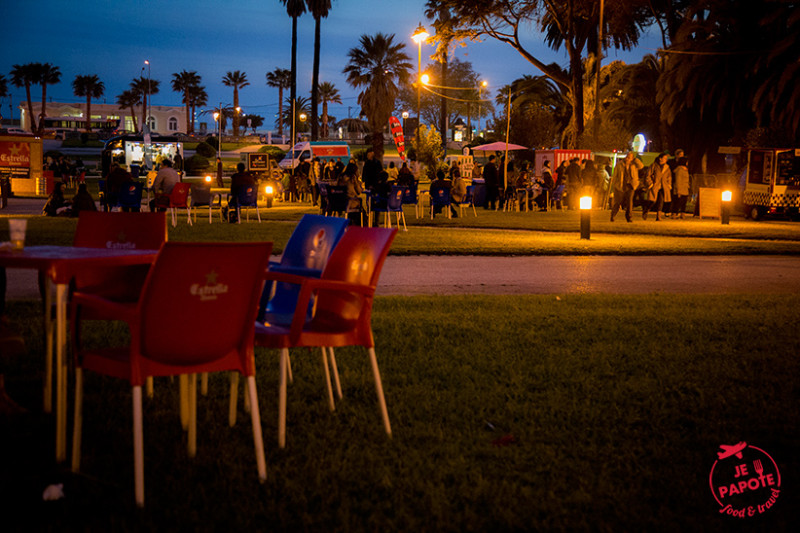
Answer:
[
  {"left": 1, "top": 295, "right": 798, "bottom": 531},
  {"left": 4, "top": 203, "right": 800, "bottom": 256}
]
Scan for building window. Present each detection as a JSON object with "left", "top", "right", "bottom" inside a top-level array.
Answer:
[
  {"left": 168, "top": 117, "right": 178, "bottom": 131},
  {"left": 147, "top": 116, "right": 156, "bottom": 131}
]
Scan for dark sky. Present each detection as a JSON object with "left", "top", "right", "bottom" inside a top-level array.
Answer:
[{"left": 1, "top": 0, "right": 658, "bottom": 129}]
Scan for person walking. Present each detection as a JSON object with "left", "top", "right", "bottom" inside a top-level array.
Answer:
[
  {"left": 642, "top": 152, "right": 672, "bottom": 221},
  {"left": 483, "top": 155, "right": 499, "bottom": 210},
  {"left": 671, "top": 157, "right": 691, "bottom": 219},
  {"left": 610, "top": 152, "right": 644, "bottom": 223}
]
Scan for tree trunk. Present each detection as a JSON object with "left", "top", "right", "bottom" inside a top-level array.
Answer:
[
  {"left": 130, "top": 106, "right": 138, "bottom": 133},
  {"left": 439, "top": 54, "right": 447, "bottom": 154},
  {"left": 233, "top": 88, "right": 239, "bottom": 137},
  {"left": 39, "top": 85, "right": 48, "bottom": 136},
  {"left": 185, "top": 95, "right": 191, "bottom": 135},
  {"left": 86, "top": 96, "right": 92, "bottom": 132},
  {"left": 25, "top": 85, "right": 37, "bottom": 133},
  {"left": 569, "top": 51, "right": 584, "bottom": 148},
  {"left": 322, "top": 101, "right": 328, "bottom": 138},
  {"left": 311, "top": 16, "right": 321, "bottom": 141},
  {"left": 277, "top": 88, "right": 284, "bottom": 137},
  {"left": 372, "top": 121, "right": 384, "bottom": 160}
]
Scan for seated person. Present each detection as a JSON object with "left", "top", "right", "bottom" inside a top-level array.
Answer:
[
  {"left": 229, "top": 162, "right": 256, "bottom": 207},
  {"left": 450, "top": 171, "right": 467, "bottom": 218},
  {"left": 396, "top": 162, "right": 416, "bottom": 187},
  {"left": 429, "top": 170, "right": 451, "bottom": 216},
  {"left": 340, "top": 163, "right": 365, "bottom": 225},
  {"left": 105, "top": 160, "right": 132, "bottom": 210},
  {"left": 42, "top": 182, "right": 71, "bottom": 216},
  {"left": 150, "top": 159, "right": 180, "bottom": 211},
  {"left": 69, "top": 183, "right": 98, "bottom": 216}
]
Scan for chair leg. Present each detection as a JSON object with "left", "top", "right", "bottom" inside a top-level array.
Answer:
[
  {"left": 187, "top": 206, "right": 193, "bottom": 226},
  {"left": 401, "top": 212, "right": 407, "bottom": 231},
  {"left": 43, "top": 279, "right": 53, "bottom": 413},
  {"left": 327, "top": 347, "right": 343, "bottom": 399},
  {"left": 255, "top": 205, "right": 261, "bottom": 223},
  {"left": 71, "top": 367, "right": 83, "bottom": 472},
  {"left": 133, "top": 385, "right": 145, "bottom": 507},
  {"left": 188, "top": 373, "right": 197, "bottom": 458},
  {"left": 367, "top": 347, "right": 392, "bottom": 437},
  {"left": 179, "top": 374, "right": 189, "bottom": 431},
  {"left": 278, "top": 348, "right": 289, "bottom": 448},
  {"left": 201, "top": 372, "right": 208, "bottom": 396},
  {"left": 246, "top": 375, "right": 267, "bottom": 482},
  {"left": 229, "top": 371, "right": 239, "bottom": 427},
  {"left": 321, "top": 347, "right": 335, "bottom": 412},
  {"left": 146, "top": 376, "right": 153, "bottom": 398}
]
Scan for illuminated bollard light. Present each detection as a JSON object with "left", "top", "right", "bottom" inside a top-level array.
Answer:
[
  {"left": 265, "top": 184, "right": 274, "bottom": 208},
  {"left": 204, "top": 175, "right": 212, "bottom": 183},
  {"left": 580, "top": 196, "right": 592, "bottom": 239},
  {"left": 721, "top": 190, "right": 732, "bottom": 225}
]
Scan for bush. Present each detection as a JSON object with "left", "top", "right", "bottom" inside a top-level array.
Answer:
[
  {"left": 257, "top": 145, "right": 286, "bottom": 159},
  {"left": 352, "top": 148, "right": 367, "bottom": 162},
  {"left": 185, "top": 154, "right": 210, "bottom": 175},
  {"left": 204, "top": 136, "right": 219, "bottom": 151},
  {"left": 195, "top": 141, "right": 217, "bottom": 158}
]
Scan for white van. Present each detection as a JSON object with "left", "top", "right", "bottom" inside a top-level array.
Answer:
[{"left": 279, "top": 141, "right": 351, "bottom": 170}]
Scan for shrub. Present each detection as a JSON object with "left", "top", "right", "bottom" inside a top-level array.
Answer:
[
  {"left": 352, "top": 148, "right": 367, "bottom": 161},
  {"left": 204, "top": 136, "right": 219, "bottom": 151},
  {"left": 257, "top": 145, "right": 286, "bottom": 159},
  {"left": 185, "top": 154, "right": 210, "bottom": 175},
  {"left": 195, "top": 141, "right": 217, "bottom": 158}
]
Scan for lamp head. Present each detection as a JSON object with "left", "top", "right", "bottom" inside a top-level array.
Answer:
[{"left": 412, "top": 23, "right": 429, "bottom": 44}]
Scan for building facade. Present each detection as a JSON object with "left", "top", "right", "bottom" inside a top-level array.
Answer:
[{"left": 18, "top": 101, "right": 187, "bottom": 135}]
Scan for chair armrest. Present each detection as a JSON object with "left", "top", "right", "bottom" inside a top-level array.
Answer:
[
  {"left": 71, "top": 291, "right": 139, "bottom": 322},
  {"left": 269, "top": 264, "right": 324, "bottom": 278},
  {"left": 288, "top": 278, "right": 376, "bottom": 340}
]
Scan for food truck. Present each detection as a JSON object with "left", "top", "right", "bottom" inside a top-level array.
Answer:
[
  {"left": 102, "top": 134, "right": 184, "bottom": 184},
  {"left": 740, "top": 148, "right": 800, "bottom": 220},
  {"left": 278, "top": 141, "right": 350, "bottom": 170},
  {"left": 0, "top": 134, "right": 44, "bottom": 199},
  {"left": 533, "top": 149, "right": 593, "bottom": 178}
]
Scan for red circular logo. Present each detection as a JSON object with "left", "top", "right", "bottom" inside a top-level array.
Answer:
[{"left": 709, "top": 442, "right": 781, "bottom": 518}]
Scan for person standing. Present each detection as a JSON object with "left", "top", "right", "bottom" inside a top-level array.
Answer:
[
  {"left": 610, "top": 152, "right": 644, "bottom": 222},
  {"left": 387, "top": 161, "right": 399, "bottom": 182},
  {"left": 105, "top": 160, "right": 133, "bottom": 211},
  {"left": 566, "top": 157, "right": 581, "bottom": 209},
  {"left": 215, "top": 157, "right": 224, "bottom": 188},
  {"left": 642, "top": 152, "right": 672, "bottom": 221},
  {"left": 671, "top": 157, "right": 690, "bottom": 219},
  {"left": 483, "top": 155, "right": 499, "bottom": 210},
  {"left": 362, "top": 150, "right": 383, "bottom": 191}
]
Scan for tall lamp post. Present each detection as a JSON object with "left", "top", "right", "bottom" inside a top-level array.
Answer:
[
  {"left": 412, "top": 23, "right": 429, "bottom": 151},
  {"left": 144, "top": 60, "right": 151, "bottom": 131},
  {"left": 478, "top": 80, "right": 487, "bottom": 140}
]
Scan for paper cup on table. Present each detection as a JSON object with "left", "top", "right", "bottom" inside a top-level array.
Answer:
[{"left": 8, "top": 219, "right": 27, "bottom": 251}]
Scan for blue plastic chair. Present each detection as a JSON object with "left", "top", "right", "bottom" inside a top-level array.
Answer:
[
  {"left": 257, "top": 214, "right": 348, "bottom": 325},
  {"left": 386, "top": 186, "right": 407, "bottom": 230},
  {"left": 401, "top": 182, "right": 420, "bottom": 218},
  {"left": 550, "top": 183, "right": 566, "bottom": 211},
  {"left": 454, "top": 185, "right": 477, "bottom": 217},
  {"left": 116, "top": 182, "right": 143, "bottom": 212},
  {"left": 368, "top": 190, "right": 389, "bottom": 227},
  {"left": 235, "top": 185, "right": 261, "bottom": 223},
  {"left": 429, "top": 185, "right": 452, "bottom": 219}
]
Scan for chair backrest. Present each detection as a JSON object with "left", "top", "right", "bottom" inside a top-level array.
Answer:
[
  {"left": 236, "top": 185, "right": 258, "bottom": 207},
  {"left": 74, "top": 211, "right": 168, "bottom": 250},
  {"left": 190, "top": 184, "right": 212, "bottom": 207},
  {"left": 279, "top": 214, "right": 348, "bottom": 272},
  {"left": 368, "top": 190, "right": 389, "bottom": 212},
  {"left": 552, "top": 183, "right": 566, "bottom": 201},
  {"left": 117, "top": 182, "right": 144, "bottom": 209},
  {"left": 169, "top": 182, "right": 191, "bottom": 207},
  {"left": 313, "top": 227, "right": 396, "bottom": 329},
  {"left": 430, "top": 185, "right": 451, "bottom": 207},
  {"left": 97, "top": 179, "right": 107, "bottom": 193},
  {"left": 327, "top": 185, "right": 349, "bottom": 213},
  {"left": 139, "top": 242, "right": 272, "bottom": 369},
  {"left": 464, "top": 185, "right": 474, "bottom": 201},
  {"left": 401, "top": 183, "right": 417, "bottom": 205},
  {"left": 387, "top": 186, "right": 405, "bottom": 211},
  {"left": 317, "top": 182, "right": 329, "bottom": 199}
]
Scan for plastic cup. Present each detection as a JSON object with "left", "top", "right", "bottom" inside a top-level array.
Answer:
[{"left": 8, "top": 219, "right": 27, "bottom": 251}]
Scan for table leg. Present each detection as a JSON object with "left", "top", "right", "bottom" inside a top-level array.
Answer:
[
  {"left": 43, "top": 277, "right": 53, "bottom": 413},
  {"left": 55, "top": 283, "right": 68, "bottom": 462}
]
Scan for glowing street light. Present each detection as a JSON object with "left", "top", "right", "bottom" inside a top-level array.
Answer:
[
  {"left": 412, "top": 23, "right": 429, "bottom": 146},
  {"left": 477, "top": 80, "right": 488, "bottom": 140},
  {"left": 580, "top": 196, "right": 592, "bottom": 239},
  {"left": 420, "top": 73, "right": 430, "bottom": 85}
]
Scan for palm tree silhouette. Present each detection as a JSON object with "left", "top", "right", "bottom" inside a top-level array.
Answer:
[
  {"left": 72, "top": 75, "right": 105, "bottom": 132},
  {"left": 10, "top": 64, "right": 39, "bottom": 133},
  {"left": 306, "top": 0, "right": 332, "bottom": 140},
  {"left": 171, "top": 70, "right": 201, "bottom": 134},
  {"left": 116, "top": 90, "right": 141, "bottom": 133},
  {"left": 318, "top": 81, "right": 341, "bottom": 139},
  {"left": 130, "top": 76, "right": 160, "bottom": 132},
  {"left": 222, "top": 70, "right": 249, "bottom": 138},
  {"left": 343, "top": 33, "right": 412, "bottom": 158},
  {"left": 37, "top": 63, "right": 61, "bottom": 136},
  {"left": 186, "top": 85, "right": 208, "bottom": 135},
  {"left": 266, "top": 68, "right": 291, "bottom": 137},
  {"left": 281, "top": 0, "right": 306, "bottom": 144}
]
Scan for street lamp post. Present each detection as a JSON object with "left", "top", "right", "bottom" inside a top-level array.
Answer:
[
  {"left": 412, "top": 23, "right": 429, "bottom": 159},
  {"left": 144, "top": 60, "right": 151, "bottom": 132},
  {"left": 478, "top": 80, "right": 487, "bottom": 140}
]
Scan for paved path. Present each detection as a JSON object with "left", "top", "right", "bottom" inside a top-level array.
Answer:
[{"left": 6, "top": 255, "right": 800, "bottom": 300}]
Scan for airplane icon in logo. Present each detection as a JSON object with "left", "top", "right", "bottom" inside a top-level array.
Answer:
[{"left": 717, "top": 441, "right": 747, "bottom": 460}]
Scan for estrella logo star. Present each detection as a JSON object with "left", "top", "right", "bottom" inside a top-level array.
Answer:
[{"left": 205, "top": 269, "right": 218, "bottom": 285}]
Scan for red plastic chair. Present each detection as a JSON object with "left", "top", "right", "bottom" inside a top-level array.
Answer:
[
  {"left": 69, "top": 241, "right": 272, "bottom": 507},
  {"left": 255, "top": 226, "right": 397, "bottom": 448},
  {"left": 167, "top": 182, "right": 192, "bottom": 227}
]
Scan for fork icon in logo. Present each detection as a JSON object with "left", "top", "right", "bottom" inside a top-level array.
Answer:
[{"left": 753, "top": 459, "right": 763, "bottom": 476}]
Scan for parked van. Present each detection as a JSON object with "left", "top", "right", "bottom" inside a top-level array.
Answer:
[{"left": 278, "top": 141, "right": 350, "bottom": 170}]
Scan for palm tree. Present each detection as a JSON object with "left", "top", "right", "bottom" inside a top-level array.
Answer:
[
  {"left": 186, "top": 85, "right": 208, "bottom": 134},
  {"left": 222, "top": 71, "right": 249, "bottom": 137},
  {"left": 266, "top": 68, "right": 292, "bottom": 137},
  {"left": 343, "top": 33, "right": 412, "bottom": 157},
  {"left": 130, "top": 76, "right": 160, "bottom": 132},
  {"left": 306, "top": 0, "right": 332, "bottom": 140},
  {"left": 36, "top": 63, "right": 61, "bottom": 135},
  {"left": 10, "top": 63, "right": 40, "bottom": 133},
  {"left": 317, "top": 81, "right": 341, "bottom": 138},
  {"left": 171, "top": 70, "right": 201, "bottom": 135},
  {"left": 281, "top": 96, "right": 311, "bottom": 133},
  {"left": 72, "top": 75, "right": 105, "bottom": 132},
  {"left": 116, "top": 90, "right": 141, "bottom": 133},
  {"left": 281, "top": 0, "right": 306, "bottom": 144}
]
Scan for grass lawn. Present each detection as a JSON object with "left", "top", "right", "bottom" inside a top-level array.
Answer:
[
  {"left": 1, "top": 295, "right": 798, "bottom": 531},
  {"left": 4, "top": 202, "right": 800, "bottom": 256}
]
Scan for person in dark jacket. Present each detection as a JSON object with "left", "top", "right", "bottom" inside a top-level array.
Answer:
[
  {"left": 483, "top": 155, "right": 499, "bottom": 210},
  {"left": 69, "top": 183, "right": 98, "bottom": 216}
]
